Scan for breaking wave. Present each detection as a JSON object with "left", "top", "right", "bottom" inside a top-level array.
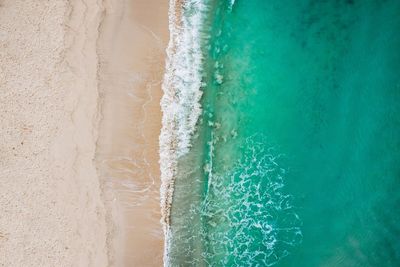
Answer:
[{"left": 159, "top": 0, "right": 210, "bottom": 265}]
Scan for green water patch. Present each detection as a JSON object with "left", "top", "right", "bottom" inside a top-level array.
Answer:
[
  {"left": 169, "top": 0, "right": 400, "bottom": 266},
  {"left": 200, "top": 134, "right": 302, "bottom": 266}
]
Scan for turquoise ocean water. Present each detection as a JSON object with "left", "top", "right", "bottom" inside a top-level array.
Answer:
[{"left": 166, "top": 0, "right": 400, "bottom": 266}]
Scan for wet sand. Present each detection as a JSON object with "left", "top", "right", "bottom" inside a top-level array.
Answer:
[{"left": 95, "top": 0, "right": 169, "bottom": 266}]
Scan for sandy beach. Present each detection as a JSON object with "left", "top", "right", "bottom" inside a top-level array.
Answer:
[
  {"left": 96, "top": 0, "right": 168, "bottom": 266},
  {"left": 0, "top": 0, "right": 168, "bottom": 266},
  {"left": 0, "top": 0, "right": 108, "bottom": 266}
]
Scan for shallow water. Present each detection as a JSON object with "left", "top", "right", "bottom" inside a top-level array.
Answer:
[{"left": 168, "top": 1, "right": 400, "bottom": 266}]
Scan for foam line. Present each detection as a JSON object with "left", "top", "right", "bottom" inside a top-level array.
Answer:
[{"left": 159, "top": 0, "right": 209, "bottom": 265}]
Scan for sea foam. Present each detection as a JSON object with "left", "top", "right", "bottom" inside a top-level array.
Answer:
[
  {"left": 160, "top": 0, "right": 209, "bottom": 265},
  {"left": 199, "top": 135, "right": 303, "bottom": 266}
]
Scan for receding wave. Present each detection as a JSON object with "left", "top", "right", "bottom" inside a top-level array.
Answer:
[{"left": 159, "top": 0, "right": 210, "bottom": 265}]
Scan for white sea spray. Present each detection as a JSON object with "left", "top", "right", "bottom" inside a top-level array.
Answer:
[
  {"left": 159, "top": 0, "right": 210, "bottom": 265},
  {"left": 228, "top": 0, "right": 236, "bottom": 11}
]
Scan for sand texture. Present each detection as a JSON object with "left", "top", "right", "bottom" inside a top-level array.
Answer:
[
  {"left": 0, "top": 0, "right": 108, "bottom": 266},
  {"left": 0, "top": 0, "right": 168, "bottom": 265},
  {"left": 95, "top": 0, "right": 169, "bottom": 266}
]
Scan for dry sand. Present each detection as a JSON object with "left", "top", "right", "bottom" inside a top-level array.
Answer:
[
  {"left": 0, "top": 0, "right": 108, "bottom": 266},
  {"left": 0, "top": 0, "right": 168, "bottom": 266}
]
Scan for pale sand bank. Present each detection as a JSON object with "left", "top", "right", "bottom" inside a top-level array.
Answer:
[
  {"left": 96, "top": 0, "right": 168, "bottom": 266},
  {"left": 0, "top": 0, "right": 106, "bottom": 266}
]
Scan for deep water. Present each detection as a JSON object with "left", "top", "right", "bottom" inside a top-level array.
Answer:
[{"left": 168, "top": 1, "right": 400, "bottom": 266}]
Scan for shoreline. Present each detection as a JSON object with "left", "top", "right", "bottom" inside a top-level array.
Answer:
[
  {"left": 1, "top": 0, "right": 170, "bottom": 265},
  {"left": 95, "top": 0, "right": 169, "bottom": 265},
  {"left": 160, "top": 0, "right": 209, "bottom": 264},
  {"left": 159, "top": 0, "right": 182, "bottom": 263}
]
